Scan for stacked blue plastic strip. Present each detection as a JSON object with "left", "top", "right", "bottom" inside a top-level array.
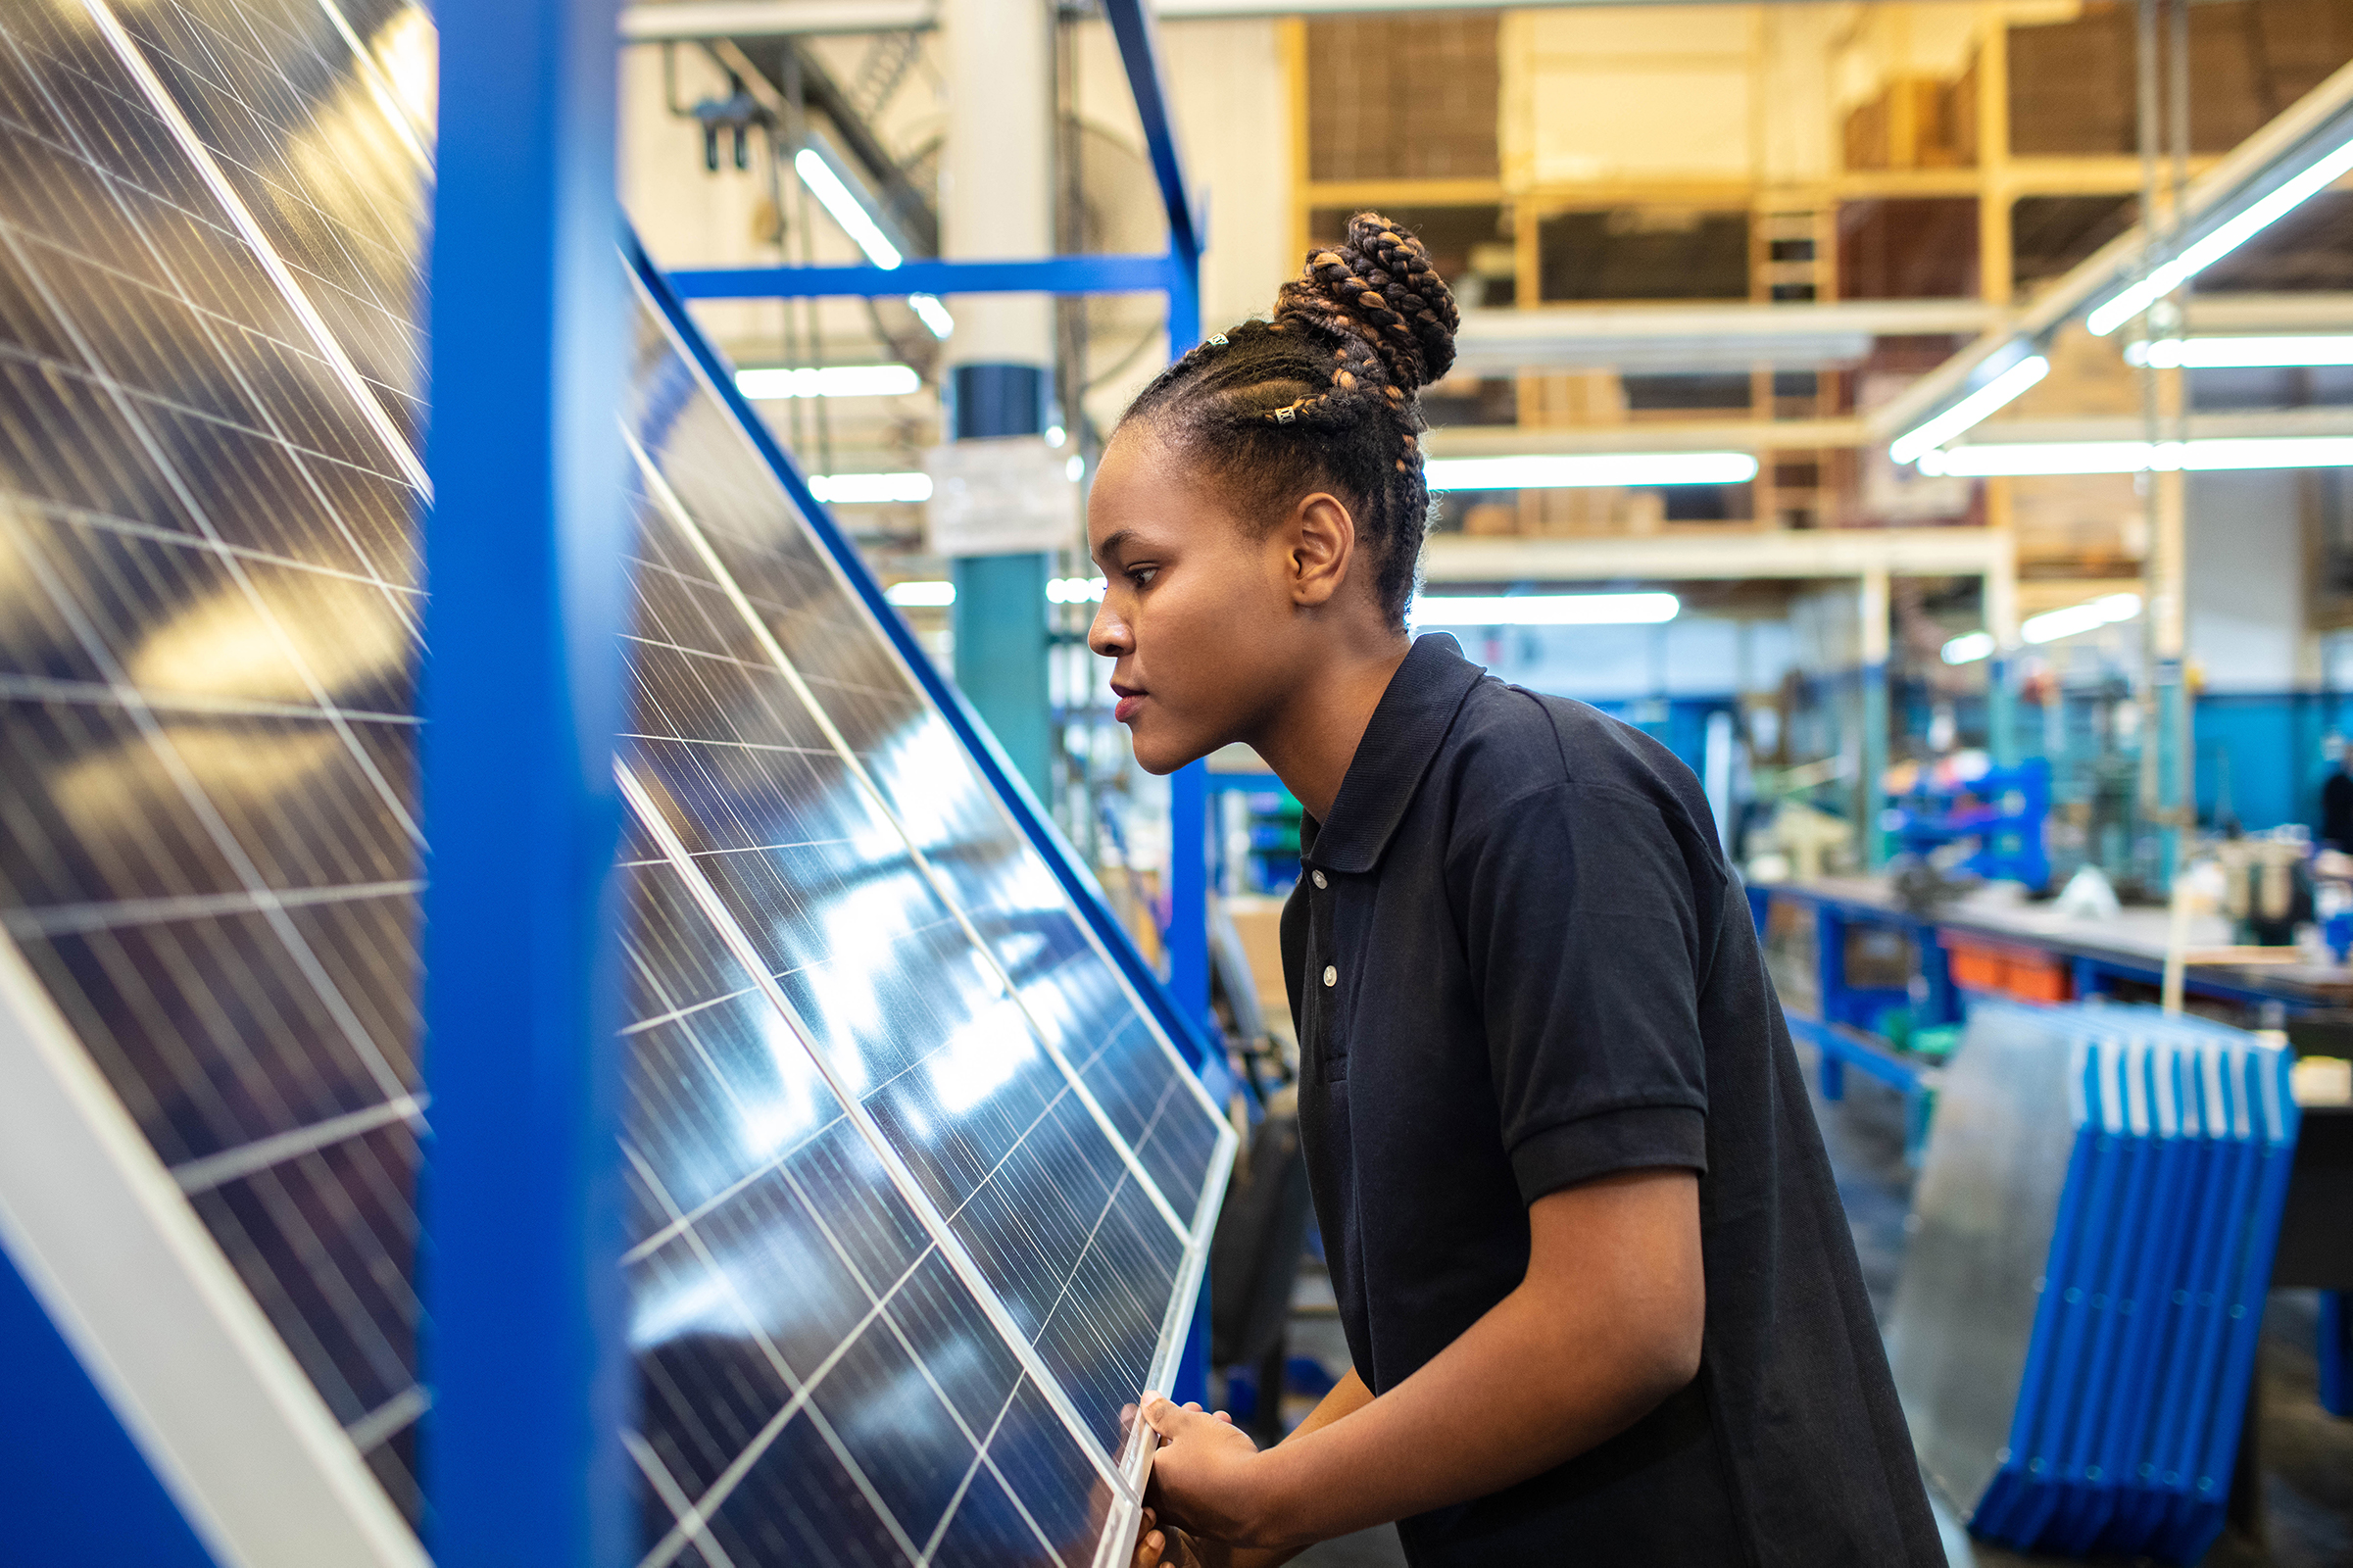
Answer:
[{"left": 1962, "top": 1008, "right": 2299, "bottom": 1563}]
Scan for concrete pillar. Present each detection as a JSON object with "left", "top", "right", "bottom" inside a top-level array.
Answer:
[{"left": 942, "top": 0, "right": 1055, "bottom": 802}]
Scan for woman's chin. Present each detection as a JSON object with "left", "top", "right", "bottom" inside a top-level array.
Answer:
[{"left": 1127, "top": 724, "right": 1205, "bottom": 777}]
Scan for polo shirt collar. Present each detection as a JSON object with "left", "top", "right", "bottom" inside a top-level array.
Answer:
[{"left": 1299, "top": 632, "right": 1485, "bottom": 875}]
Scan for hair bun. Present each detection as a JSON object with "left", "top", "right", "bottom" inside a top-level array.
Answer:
[{"left": 1273, "top": 212, "right": 1458, "bottom": 394}]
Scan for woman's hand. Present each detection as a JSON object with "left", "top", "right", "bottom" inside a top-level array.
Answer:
[
  {"left": 1130, "top": 1507, "right": 1231, "bottom": 1568},
  {"left": 1138, "top": 1393, "right": 1282, "bottom": 1545}
]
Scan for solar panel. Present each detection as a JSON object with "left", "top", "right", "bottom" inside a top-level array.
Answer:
[{"left": 0, "top": 2, "right": 1232, "bottom": 1562}]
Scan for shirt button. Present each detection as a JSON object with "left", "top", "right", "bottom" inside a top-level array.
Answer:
[
  {"left": 1311, "top": 870, "right": 1328, "bottom": 890},
  {"left": 1322, "top": 964, "right": 1338, "bottom": 987}
]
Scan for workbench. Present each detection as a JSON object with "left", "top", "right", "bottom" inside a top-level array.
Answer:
[{"left": 1749, "top": 875, "right": 2353, "bottom": 1419}]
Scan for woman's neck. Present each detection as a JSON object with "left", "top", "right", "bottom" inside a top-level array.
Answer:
[{"left": 1246, "top": 634, "right": 1412, "bottom": 823}]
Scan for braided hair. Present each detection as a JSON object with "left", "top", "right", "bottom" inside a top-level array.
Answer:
[{"left": 1115, "top": 212, "right": 1459, "bottom": 630}]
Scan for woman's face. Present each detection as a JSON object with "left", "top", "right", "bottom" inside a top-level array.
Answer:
[{"left": 1085, "top": 430, "right": 1316, "bottom": 774}]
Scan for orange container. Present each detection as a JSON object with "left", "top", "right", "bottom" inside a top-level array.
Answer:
[
  {"left": 2001, "top": 950, "right": 2073, "bottom": 1004},
  {"left": 1939, "top": 934, "right": 2073, "bottom": 1004}
]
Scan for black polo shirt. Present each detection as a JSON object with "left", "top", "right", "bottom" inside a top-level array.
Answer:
[{"left": 1281, "top": 634, "right": 1942, "bottom": 1568}]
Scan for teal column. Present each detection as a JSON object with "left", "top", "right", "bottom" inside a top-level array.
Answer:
[
  {"left": 946, "top": 363, "right": 1053, "bottom": 803},
  {"left": 953, "top": 552, "right": 1052, "bottom": 801},
  {"left": 1862, "top": 568, "right": 1890, "bottom": 871},
  {"left": 1864, "top": 662, "right": 1890, "bottom": 871},
  {"left": 1987, "top": 656, "right": 2018, "bottom": 766},
  {"left": 2156, "top": 657, "right": 2188, "bottom": 881}
]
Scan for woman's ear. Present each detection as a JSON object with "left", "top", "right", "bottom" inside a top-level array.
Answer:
[{"left": 1289, "top": 492, "right": 1357, "bottom": 609}]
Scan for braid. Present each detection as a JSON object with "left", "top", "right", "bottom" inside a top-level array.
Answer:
[{"left": 1115, "top": 213, "right": 1459, "bottom": 630}]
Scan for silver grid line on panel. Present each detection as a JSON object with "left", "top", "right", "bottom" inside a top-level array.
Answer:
[
  {"left": 626, "top": 282, "right": 1229, "bottom": 1152},
  {"left": 623, "top": 422, "right": 1195, "bottom": 1248},
  {"left": 0, "top": 218, "right": 428, "bottom": 854},
  {"left": 616, "top": 758, "right": 1138, "bottom": 1505},
  {"left": 79, "top": 0, "right": 430, "bottom": 494}
]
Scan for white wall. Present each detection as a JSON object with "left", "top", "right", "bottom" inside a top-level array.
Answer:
[
  {"left": 2186, "top": 469, "right": 2309, "bottom": 693},
  {"left": 1431, "top": 615, "right": 1795, "bottom": 703}
]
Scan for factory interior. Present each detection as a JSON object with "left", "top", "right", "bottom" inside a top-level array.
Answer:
[{"left": 3, "top": 0, "right": 2353, "bottom": 1564}]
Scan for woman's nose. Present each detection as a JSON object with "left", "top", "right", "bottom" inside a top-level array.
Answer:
[{"left": 1088, "top": 603, "right": 1130, "bottom": 659}]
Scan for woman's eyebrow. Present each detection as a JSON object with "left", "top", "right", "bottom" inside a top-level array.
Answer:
[{"left": 1091, "top": 528, "right": 1138, "bottom": 568}]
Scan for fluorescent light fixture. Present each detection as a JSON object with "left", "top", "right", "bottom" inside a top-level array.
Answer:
[
  {"left": 1889, "top": 354, "right": 2049, "bottom": 466},
  {"left": 2087, "top": 133, "right": 2353, "bottom": 336},
  {"left": 794, "top": 147, "right": 901, "bottom": 270},
  {"left": 2126, "top": 334, "right": 2353, "bottom": 368},
  {"left": 735, "top": 364, "right": 921, "bottom": 400},
  {"left": 809, "top": 470, "right": 933, "bottom": 504},
  {"left": 885, "top": 579, "right": 955, "bottom": 607},
  {"left": 907, "top": 294, "right": 955, "bottom": 339},
  {"left": 1940, "top": 630, "right": 1996, "bottom": 665},
  {"left": 792, "top": 146, "right": 952, "bottom": 339},
  {"left": 1423, "top": 453, "right": 1757, "bottom": 490},
  {"left": 1413, "top": 592, "right": 1681, "bottom": 626},
  {"left": 1047, "top": 576, "right": 1105, "bottom": 604},
  {"left": 2023, "top": 593, "right": 2141, "bottom": 645},
  {"left": 1919, "top": 436, "right": 2353, "bottom": 476},
  {"left": 1064, "top": 455, "right": 1085, "bottom": 483}
]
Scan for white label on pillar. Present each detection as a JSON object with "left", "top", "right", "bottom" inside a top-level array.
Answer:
[{"left": 923, "top": 436, "right": 1080, "bottom": 557}]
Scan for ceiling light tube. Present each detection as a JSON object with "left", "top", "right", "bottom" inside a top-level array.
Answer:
[
  {"left": 1424, "top": 453, "right": 1757, "bottom": 491},
  {"left": 736, "top": 364, "right": 922, "bottom": 400},
  {"left": 1413, "top": 592, "right": 1682, "bottom": 626},
  {"left": 794, "top": 146, "right": 902, "bottom": 270},
  {"left": 1889, "top": 353, "right": 2050, "bottom": 466},
  {"left": 885, "top": 579, "right": 956, "bottom": 607},
  {"left": 809, "top": 471, "right": 933, "bottom": 504},
  {"left": 1919, "top": 436, "right": 2353, "bottom": 477},
  {"left": 907, "top": 294, "right": 955, "bottom": 340},
  {"left": 1940, "top": 631, "right": 1995, "bottom": 665},
  {"left": 2087, "top": 133, "right": 2353, "bottom": 336},
  {"left": 2125, "top": 334, "right": 2353, "bottom": 368},
  {"left": 2022, "top": 593, "right": 2141, "bottom": 645}
]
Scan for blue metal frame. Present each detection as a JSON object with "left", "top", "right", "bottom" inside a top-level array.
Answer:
[
  {"left": 668, "top": 253, "right": 1187, "bottom": 300},
  {"left": 419, "top": 1, "right": 635, "bottom": 1564},
  {"left": 0, "top": 1243, "right": 221, "bottom": 1568}
]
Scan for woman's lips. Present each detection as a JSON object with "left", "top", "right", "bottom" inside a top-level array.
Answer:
[{"left": 1114, "top": 693, "right": 1145, "bottom": 723}]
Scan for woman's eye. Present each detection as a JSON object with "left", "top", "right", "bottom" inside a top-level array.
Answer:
[{"left": 1129, "top": 566, "right": 1158, "bottom": 589}]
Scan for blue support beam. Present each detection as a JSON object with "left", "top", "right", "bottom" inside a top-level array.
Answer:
[
  {"left": 666, "top": 253, "right": 1187, "bottom": 301},
  {"left": 0, "top": 1245, "right": 220, "bottom": 1568},
  {"left": 421, "top": 0, "right": 633, "bottom": 1563},
  {"left": 1100, "top": 0, "right": 1202, "bottom": 262}
]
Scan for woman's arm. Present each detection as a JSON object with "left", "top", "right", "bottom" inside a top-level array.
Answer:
[
  {"left": 1132, "top": 1367, "right": 1376, "bottom": 1567},
  {"left": 1139, "top": 1167, "right": 1704, "bottom": 1552}
]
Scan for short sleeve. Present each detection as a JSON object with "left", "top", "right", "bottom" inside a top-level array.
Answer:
[{"left": 1448, "top": 780, "right": 1709, "bottom": 1203}]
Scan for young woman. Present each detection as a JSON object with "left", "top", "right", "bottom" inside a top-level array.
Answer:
[{"left": 1091, "top": 215, "right": 1944, "bottom": 1567}]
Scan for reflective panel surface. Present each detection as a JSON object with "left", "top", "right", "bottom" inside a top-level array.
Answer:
[
  {"left": 0, "top": 0, "right": 429, "bottom": 1512},
  {"left": 0, "top": 3, "right": 1230, "bottom": 1559}
]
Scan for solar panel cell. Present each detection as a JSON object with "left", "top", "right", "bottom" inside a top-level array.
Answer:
[{"left": 0, "top": 6, "right": 1230, "bottom": 1562}]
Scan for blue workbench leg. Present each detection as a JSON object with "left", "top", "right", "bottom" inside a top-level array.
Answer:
[
  {"left": 1816, "top": 905, "right": 1848, "bottom": 1029},
  {"left": 1746, "top": 884, "right": 1771, "bottom": 937},
  {"left": 1920, "top": 931, "right": 1958, "bottom": 1026},
  {"left": 2323, "top": 1292, "right": 2350, "bottom": 1419},
  {"left": 2074, "top": 958, "right": 2105, "bottom": 1003},
  {"left": 1819, "top": 1054, "right": 1847, "bottom": 1101}
]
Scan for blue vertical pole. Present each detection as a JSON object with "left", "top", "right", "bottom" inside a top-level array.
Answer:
[
  {"left": 1162, "top": 245, "right": 1214, "bottom": 1409},
  {"left": 420, "top": 0, "right": 632, "bottom": 1562}
]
